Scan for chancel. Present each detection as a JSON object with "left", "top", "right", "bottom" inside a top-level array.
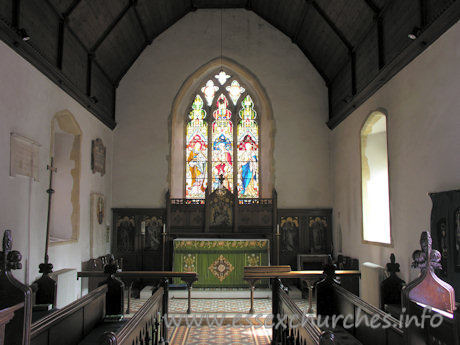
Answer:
[{"left": 0, "top": 1, "right": 460, "bottom": 345}]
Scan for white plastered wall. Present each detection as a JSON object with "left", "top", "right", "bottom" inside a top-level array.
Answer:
[
  {"left": 114, "top": 9, "right": 331, "bottom": 209},
  {"left": 332, "top": 20, "right": 460, "bottom": 284},
  {"left": 0, "top": 41, "right": 113, "bottom": 296}
]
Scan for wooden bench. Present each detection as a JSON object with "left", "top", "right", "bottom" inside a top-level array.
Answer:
[
  {"left": 402, "top": 231, "right": 459, "bottom": 345},
  {"left": 0, "top": 302, "right": 24, "bottom": 345},
  {"left": 30, "top": 285, "right": 109, "bottom": 345},
  {"left": 98, "top": 287, "right": 163, "bottom": 345},
  {"left": 243, "top": 265, "right": 361, "bottom": 344},
  {"left": 316, "top": 271, "right": 404, "bottom": 345},
  {"left": 0, "top": 230, "right": 32, "bottom": 345}
]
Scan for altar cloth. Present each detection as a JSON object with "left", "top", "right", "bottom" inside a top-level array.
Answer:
[{"left": 173, "top": 238, "right": 270, "bottom": 288}]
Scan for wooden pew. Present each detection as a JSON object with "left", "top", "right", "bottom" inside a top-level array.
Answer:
[
  {"left": 278, "top": 281, "right": 330, "bottom": 345},
  {"left": 402, "top": 231, "right": 459, "bottom": 345},
  {"left": 316, "top": 263, "right": 404, "bottom": 345},
  {"left": 243, "top": 266, "right": 361, "bottom": 345},
  {"left": 0, "top": 230, "right": 32, "bottom": 345},
  {"left": 98, "top": 287, "right": 163, "bottom": 345},
  {"left": 380, "top": 253, "right": 405, "bottom": 318},
  {"left": 30, "top": 285, "right": 108, "bottom": 345},
  {"left": 0, "top": 302, "right": 24, "bottom": 345}
]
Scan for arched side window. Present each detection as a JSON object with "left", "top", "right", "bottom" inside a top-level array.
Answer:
[
  {"left": 360, "top": 111, "right": 391, "bottom": 244},
  {"left": 185, "top": 70, "right": 259, "bottom": 199}
]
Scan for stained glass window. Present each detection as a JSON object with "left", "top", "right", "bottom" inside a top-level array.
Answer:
[
  {"left": 185, "top": 95, "right": 208, "bottom": 199},
  {"left": 226, "top": 80, "right": 245, "bottom": 105},
  {"left": 212, "top": 94, "right": 233, "bottom": 191},
  {"left": 185, "top": 72, "right": 259, "bottom": 199},
  {"left": 215, "top": 70, "right": 231, "bottom": 85},
  {"left": 201, "top": 80, "right": 219, "bottom": 106},
  {"left": 237, "top": 95, "right": 259, "bottom": 198}
]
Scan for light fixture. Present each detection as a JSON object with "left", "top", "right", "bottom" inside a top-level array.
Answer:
[
  {"left": 19, "top": 29, "right": 30, "bottom": 41},
  {"left": 408, "top": 27, "right": 421, "bottom": 40}
]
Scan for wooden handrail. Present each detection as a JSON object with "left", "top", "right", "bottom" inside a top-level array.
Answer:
[
  {"left": 244, "top": 269, "right": 361, "bottom": 279},
  {"left": 77, "top": 271, "right": 198, "bottom": 281},
  {"left": 78, "top": 271, "right": 198, "bottom": 314}
]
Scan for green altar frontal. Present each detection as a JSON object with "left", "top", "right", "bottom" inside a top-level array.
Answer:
[{"left": 173, "top": 239, "right": 270, "bottom": 288}]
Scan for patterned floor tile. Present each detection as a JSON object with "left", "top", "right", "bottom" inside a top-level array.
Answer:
[{"left": 168, "top": 326, "right": 272, "bottom": 345}]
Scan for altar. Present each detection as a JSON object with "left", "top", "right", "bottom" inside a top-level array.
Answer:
[{"left": 173, "top": 238, "right": 270, "bottom": 288}]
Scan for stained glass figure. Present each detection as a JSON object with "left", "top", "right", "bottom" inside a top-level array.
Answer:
[
  {"left": 186, "top": 95, "right": 208, "bottom": 198},
  {"left": 215, "top": 70, "right": 231, "bottom": 85},
  {"left": 201, "top": 80, "right": 219, "bottom": 106},
  {"left": 212, "top": 94, "right": 233, "bottom": 191},
  {"left": 237, "top": 95, "right": 259, "bottom": 198},
  {"left": 226, "top": 80, "right": 245, "bottom": 105}
]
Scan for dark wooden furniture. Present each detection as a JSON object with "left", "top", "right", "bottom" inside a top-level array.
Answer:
[
  {"left": 314, "top": 263, "right": 404, "bottom": 345},
  {"left": 244, "top": 266, "right": 360, "bottom": 313},
  {"left": 112, "top": 208, "right": 165, "bottom": 272},
  {"left": 30, "top": 285, "right": 108, "bottom": 345},
  {"left": 278, "top": 209, "right": 333, "bottom": 273},
  {"left": 78, "top": 271, "right": 198, "bottom": 315},
  {"left": 243, "top": 265, "right": 361, "bottom": 344},
  {"left": 381, "top": 253, "right": 405, "bottom": 317},
  {"left": 99, "top": 287, "right": 163, "bottom": 345},
  {"left": 402, "top": 231, "right": 459, "bottom": 345},
  {"left": 0, "top": 302, "right": 24, "bottom": 345},
  {"left": 0, "top": 230, "right": 32, "bottom": 345},
  {"left": 278, "top": 286, "right": 334, "bottom": 345},
  {"left": 429, "top": 189, "right": 460, "bottom": 302}
]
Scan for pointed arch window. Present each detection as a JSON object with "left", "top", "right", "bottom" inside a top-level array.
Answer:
[
  {"left": 185, "top": 71, "right": 259, "bottom": 199},
  {"left": 360, "top": 111, "right": 391, "bottom": 244}
]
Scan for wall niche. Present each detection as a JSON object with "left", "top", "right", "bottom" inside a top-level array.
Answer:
[{"left": 49, "top": 110, "right": 81, "bottom": 244}]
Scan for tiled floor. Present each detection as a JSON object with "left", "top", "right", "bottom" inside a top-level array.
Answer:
[
  {"left": 168, "top": 325, "right": 272, "bottom": 345},
  {"left": 124, "top": 288, "right": 313, "bottom": 345}
]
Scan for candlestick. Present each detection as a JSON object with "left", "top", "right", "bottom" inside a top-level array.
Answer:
[
  {"left": 140, "top": 221, "right": 146, "bottom": 235},
  {"left": 163, "top": 223, "right": 166, "bottom": 233}
]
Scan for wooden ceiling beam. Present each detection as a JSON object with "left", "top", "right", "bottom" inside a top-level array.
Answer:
[
  {"left": 291, "top": 0, "right": 311, "bottom": 44},
  {"left": 420, "top": 0, "right": 427, "bottom": 28},
  {"left": 311, "top": 0, "right": 353, "bottom": 51},
  {"left": 311, "top": 1, "right": 356, "bottom": 94},
  {"left": 90, "top": 0, "right": 135, "bottom": 53},
  {"left": 191, "top": 0, "right": 197, "bottom": 11},
  {"left": 328, "top": 0, "right": 460, "bottom": 129},
  {"left": 133, "top": 6, "right": 150, "bottom": 44},
  {"left": 363, "top": 0, "right": 380, "bottom": 15},
  {"left": 12, "top": 0, "right": 20, "bottom": 28},
  {"left": 63, "top": 0, "right": 82, "bottom": 18},
  {"left": 115, "top": 41, "right": 149, "bottom": 85}
]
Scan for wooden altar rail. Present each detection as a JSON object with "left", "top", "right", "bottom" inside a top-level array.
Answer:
[
  {"left": 77, "top": 271, "right": 198, "bottom": 314},
  {"left": 244, "top": 267, "right": 361, "bottom": 314}
]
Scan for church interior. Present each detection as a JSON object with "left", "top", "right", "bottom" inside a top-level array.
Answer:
[{"left": 1, "top": 1, "right": 460, "bottom": 345}]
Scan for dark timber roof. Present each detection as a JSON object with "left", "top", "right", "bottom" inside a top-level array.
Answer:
[{"left": 1, "top": 0, "right": 459, "bottom": 129}]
